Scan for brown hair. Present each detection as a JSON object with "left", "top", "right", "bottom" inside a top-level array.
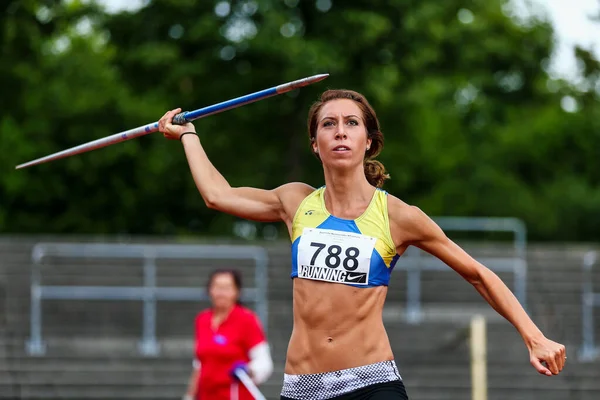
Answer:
[{"left": 307, "top": 89, "right": 390, "bottom": 188}]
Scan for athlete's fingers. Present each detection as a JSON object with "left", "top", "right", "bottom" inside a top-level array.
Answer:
[
  {"left": 530, "top": 357, "right": 552, "bottom": 376},
  {"left": 166, "top": 108, "right": 181, "bottom": 126},
  {"left": 555, "top": 345, "right": 567, "bottom": 372},
  {"left": 555, "top": 351, "right": 564, "bottom": 372},
  {"left": 158, "top": 110, "right": 171, "bottom": 132},
  {"left": 544, "top": 355, "right": 559, "bottom": 375}
]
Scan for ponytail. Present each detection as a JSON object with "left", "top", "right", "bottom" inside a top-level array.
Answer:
[{"left": 364, "top": 159, "right": 390, "bottom": 188}]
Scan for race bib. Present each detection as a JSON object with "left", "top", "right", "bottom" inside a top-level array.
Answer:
[{"left": 297, "top": 228, "right": 376, "bottom": 285}]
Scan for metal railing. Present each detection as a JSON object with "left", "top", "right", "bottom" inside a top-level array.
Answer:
[
  {"left": 395, "top": 217, "right": 528, "bottom": 324},
  {"left": 579, "top": 251, "right": 599, "bottom": 361},
  {"left": 26, "top": 243, "right": 269, "bottom": 357}
]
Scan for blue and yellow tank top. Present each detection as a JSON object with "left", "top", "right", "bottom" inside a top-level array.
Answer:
[{"left": 290, "top": 187, "right": 399, "bottom": 288}]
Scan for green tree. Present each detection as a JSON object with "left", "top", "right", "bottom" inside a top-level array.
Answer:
[{"left": 1, "top": 0, "right": 599, "bottom": 241}]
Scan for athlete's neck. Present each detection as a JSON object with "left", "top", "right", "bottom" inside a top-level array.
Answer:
[{"left": 322, "top": 165, "right": 375, "bottom": 218}]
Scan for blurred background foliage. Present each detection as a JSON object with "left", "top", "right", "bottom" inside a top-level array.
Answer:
[{"left": 1, "top": 0, "right": 599, "bottom": 241}]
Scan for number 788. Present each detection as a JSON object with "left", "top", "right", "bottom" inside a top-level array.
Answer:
[{"left": 309, "top": 242, "right": 361, "bottom": 271}]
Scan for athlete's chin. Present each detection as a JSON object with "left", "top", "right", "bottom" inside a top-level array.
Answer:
[{"left": 322, "top": 157, "right": 363, "bottom": 170}]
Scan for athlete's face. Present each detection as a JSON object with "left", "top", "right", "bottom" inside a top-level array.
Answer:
[
  {"left": 209, "top": 273, "right": 239, "bottom": 310},
  {"left": 313, "top": 99, "right": 371, "bottom": 168}
]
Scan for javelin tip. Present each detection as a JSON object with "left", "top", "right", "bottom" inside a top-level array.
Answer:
[
  {"left": 302, "top": 73, "right": 329, "bottom": 85},
  {"left": 276, "top": 73, "right": 330, "bottom": 93},
  {"left": 311, "top": 73, "right": 330, "bottom": 82}
]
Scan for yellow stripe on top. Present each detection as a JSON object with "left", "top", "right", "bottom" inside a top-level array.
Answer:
[
  {"left": 291, "top": 187, "right": 329, "bottom": 243},
  {"left": 353, "top": 189, "right": 397, "bottom": 268}
]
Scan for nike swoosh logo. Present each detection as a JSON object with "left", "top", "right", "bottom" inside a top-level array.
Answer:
[{"left": 345, "top": 273, "right": 366, "bottom": 282}]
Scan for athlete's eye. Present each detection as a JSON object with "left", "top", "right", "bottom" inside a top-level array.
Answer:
[
  {"left": 347, "top": 119, "right": 359, "bottom": 126},
  {"left": 323, "top": 121, "right": 334, "bottom": 127}
]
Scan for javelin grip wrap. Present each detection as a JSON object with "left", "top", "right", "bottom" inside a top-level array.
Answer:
[{"left": 172, "top": 112, "right": 188, "bottom": 125}]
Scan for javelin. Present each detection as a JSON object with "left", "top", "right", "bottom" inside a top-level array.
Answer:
[{"left": 15, "top": 73, "right": 329, "bottom": 170}]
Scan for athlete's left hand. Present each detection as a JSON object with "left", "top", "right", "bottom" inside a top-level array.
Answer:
[
  {"left": 528, "top": 336, "right": 566, "bottom": 376},
  {"left": 158, "top": 108, "right": 196, "bottom": 140}
]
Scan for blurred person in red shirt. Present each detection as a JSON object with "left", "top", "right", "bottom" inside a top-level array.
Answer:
[{"left": 182, "top": 269, "right": 273, "bottom": 400}]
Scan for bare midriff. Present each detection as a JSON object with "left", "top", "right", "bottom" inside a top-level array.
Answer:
[{"left": 284, "top": 278, "right": 394, "bottom": 375}]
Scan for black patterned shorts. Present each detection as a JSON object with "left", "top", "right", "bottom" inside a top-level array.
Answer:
[{"left": 280, "top": 360, "right": 404, "bottom": 399}]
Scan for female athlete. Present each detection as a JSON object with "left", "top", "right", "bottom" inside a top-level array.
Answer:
[
  {"left": 160, "top": 89, "right": 566, "bottom": 400},
  {"left": 182, "top": 269, "right": 273, "bottom": 400}
]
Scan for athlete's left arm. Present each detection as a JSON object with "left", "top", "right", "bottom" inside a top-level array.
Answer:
[{"left": 387, "top": 196, "right": 566, "bottom": 377}]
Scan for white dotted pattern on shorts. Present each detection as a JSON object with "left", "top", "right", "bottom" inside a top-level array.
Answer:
[{"left": 280, "top": 360, "right": 402, "bottom": 399}]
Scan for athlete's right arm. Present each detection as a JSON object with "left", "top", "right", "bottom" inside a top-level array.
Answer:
[
  {"left": 159, "top": 108, "right": 313, "bottom": 222},
  {"left": 182, "top": 133, "right": 312, "bottom": 221}
]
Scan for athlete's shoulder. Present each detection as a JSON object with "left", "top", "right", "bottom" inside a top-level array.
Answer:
[
  {"left": 275, "top": 182, "right": 318, "bottom": 221},
  {"left": 274, "top": 182, "right": 316, "bottom": 199},
  {"left": 386, "top": 194, "right": 413, "bottom": 213},
  {"left": 387, "top": 194, "right": 438, "bottom": 242},
  {"left": 387, "top": 194, "right": 426, "bottom": 224}
]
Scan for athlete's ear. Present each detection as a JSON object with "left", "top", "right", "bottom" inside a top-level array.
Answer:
[
  {"left": 366, "top": 137, "right": 372, "bottom": 152},
  {"left": 311, "top": 138, "right": 318, "bottom": 155}
]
